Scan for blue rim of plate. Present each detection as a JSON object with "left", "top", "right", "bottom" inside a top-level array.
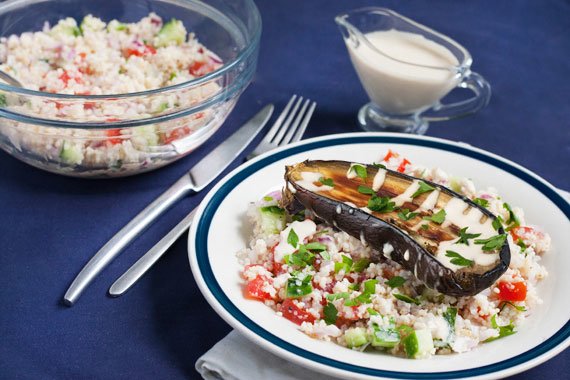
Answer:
[{"left": 194, "top": 135, "right": 570, "bottom": 379}]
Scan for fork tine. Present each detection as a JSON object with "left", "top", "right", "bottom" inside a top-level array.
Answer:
[
  {"left": 280, "top": 98, "right": 310, "bottom": 146},
  {"left": 290, "top": 101, "right": 316, "bottom": 143},
  {"left": 272, "top": 96, "right": 303, "bottom": 144},
  {"left": 262, "top": 95, "right": 297, "bottom": 142}
]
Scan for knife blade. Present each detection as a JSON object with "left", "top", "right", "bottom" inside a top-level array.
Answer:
[{"left": 63, "top": 104, "right": 274, "bottom": 306}]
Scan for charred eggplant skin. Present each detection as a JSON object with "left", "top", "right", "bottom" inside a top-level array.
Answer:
[{"left": 282, "top": 160, "right": 510, "bottom": 297}]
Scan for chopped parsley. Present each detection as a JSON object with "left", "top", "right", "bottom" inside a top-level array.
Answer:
[
  {"left": 385, "top": 276, "right": 406, "bottom": 288},
  {"left": 262, "top": 196, "right": 273, "bottom": 201},
  {"left": 319, "top": 177, "right": 334, "bottom": 187},
  {"left": 260, "top": 205, "right": 285, "bottom": 215},
  {"left": 287, "top": 228, "right": 299, "bottom": 248},
  {"left": 500, "top": 301, "right": 526, "bottom": 312},
  {"left": 287, "top": 245, "right": 314, "bottom": 268},
  {"left": 420, "top": 224, "right": 429, "bottom": 230},
  {"left": 455, "top": 227, "right": 481, "bottom": 245},
  {"left": 393, "top": 293, "right": 420, "bottom": 305},
  {"left": 323, "top": 302, "right": 338, "bottom": 325},
  {"left": 168, "top": 72, "right": 177, "bottom": 81},
  {"left": 445, "top": 250, "right": 474, "bottom": 267},
  {"left": 484, "top": 314, "right": 516, "bottom": 342},
  {"left": 411, "top": 181, "right": 435, "bottom": 198},
  {"left": 503, "top": 202, "right": 520, "bottom": 229},
  {"left": 326, "top": 292, "right": 350, "bottom": 301},
  {"left": 334, "top": 255, "right": 353, "bottom": 273},
  {"left": 516, "top": 239, "right": 527, "bottom": 255},
  {"left": 474, "top": 234, "right": 507, "bottom": 251},
  {"left": 443, "top": 307, "right": 458, "bottom": 334},
  {"left": 348, "top": 282, "right": 361, "bottom": 291},
  {"left": 368, "top": 195, "right": 396, "bottom": 213},
  {"left": 357, "top": 185, "right": 375, "bottom": 195},
  {"left": 0, "top": 94, "right": 6, "bottom": 107},
  {"left": 345, "top": 279, "right": 378, "bottom": 306},
  {"left": 492, "top": 216, "right": 503, "bottom": 231},
  {"left": 352, "top": 258, "right": 371, "bottom": 273},
  {"left": 473, "top": 198, "right": 489, "bottom": 207},
  {"left": 304, "top": 242, "right": 326, "bottom": 251},
  {"left": 350, "top": 164, "right": 367, "bottom": 180},
  {"left": 367, "top": 308, "right": 379, "bottom": 316},
  {"left": 319, "top": 250, "right": 331, "bottom": 261},
  {"left": 372, "top": 163, "right": 386, "bottom": 169},
  {"left": 423, "top": 209, "right": 446, "bottom": 224},
  {"left": 397, "top": 208, "right": 418, "bottom": 221}
]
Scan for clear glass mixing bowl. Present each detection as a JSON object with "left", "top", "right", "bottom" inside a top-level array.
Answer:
[{"left": 0, "top": 0, "right": 261, "bottom": 177}]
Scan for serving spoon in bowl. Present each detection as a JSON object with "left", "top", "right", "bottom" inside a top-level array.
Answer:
[{"left": 0, "top": 70, "right": 23, "bottom": 87}]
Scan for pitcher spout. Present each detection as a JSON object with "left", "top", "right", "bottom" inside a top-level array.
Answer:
[{"left": 334, "top": 14, "right": 360, "bottom": 49}]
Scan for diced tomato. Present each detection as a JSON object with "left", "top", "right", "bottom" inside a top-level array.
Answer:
[
  {"left": 245, "top": 275, "right": 273, "bottom": 301},
  {"left": 78, "top": 66, "right": 94, "bottom": 75},
  {"left": 281, "top": 298, "right": 316, "bottom": 325},
  {"left": 509, "top": 226, "right": 534, "bottom": 242},
  {"left": 105, "top": 129, "right": 123, "bottom": 145},
  {"left": 55, "top": 101, "right": 65, "bottom": 110},
  {"left": 397, "top": 158, "right": 411, "bottom": 173},
  {"left": 59, "top": 70, "right": 82, "bottom": 87},
  {"left": 124, "top": 44, "right": 156, "bottom": 58},
  {"left": 382, "top": 149, "right": 398, "bottom": 162},
  {"left": 497, "top": 281, "right": 527, "bottom": 302},
  {"left": 476, "top": 306, "right": 490, "bottom": 320},
  {"left": 59, "top": 71, "right": 71, "bottom": 85},
  {"left": 189, "top": 60, "right": 214, "bottom": 77},
  {"left": 162, "top": 126, "right": 192, "bottom": 144}
]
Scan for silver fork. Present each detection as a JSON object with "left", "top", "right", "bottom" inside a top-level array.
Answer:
[{"left": 108, "top": 95, "right": 317, "bottom": 296}]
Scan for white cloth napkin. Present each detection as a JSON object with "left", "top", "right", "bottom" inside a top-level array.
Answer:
[{"left": 195, "top": 330, "right": 340, "bottom": 380}]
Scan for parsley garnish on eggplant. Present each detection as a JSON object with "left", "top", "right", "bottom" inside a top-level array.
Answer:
[{"left": 281, "top": 160, "right": 510, "bottom": 297}]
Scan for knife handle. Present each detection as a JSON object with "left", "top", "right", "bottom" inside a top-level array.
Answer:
[
  {"left": 63, "top": 175, "right": 196, "bottom": 306},
  {"left": 108, "top": 209, "right": 197, "bottom": 297}
]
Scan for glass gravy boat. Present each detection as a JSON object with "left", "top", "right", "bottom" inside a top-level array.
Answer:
[{"left": 336, "top": 7, "right": 491, "bottom": 134}]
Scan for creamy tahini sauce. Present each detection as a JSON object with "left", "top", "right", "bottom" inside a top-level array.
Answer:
[
  {"left": 391, "top": 180, "right": 421, "bottom": 206},
  {"left": 419, "top": 189, "right": 440, "bottom": 212},
  {"left": 346, "top": 163, "right": 361, "bottom": 179},
  {"left": 274, "top": 219, "right": 317, "bottom": 262},
  {"left": 372, "top": 168, "right": 387, "bottom": 191},
  {"left": 297, "top": 171, "right": 333, "bottom": 192},
  {"left": 435, "top": 197, "right": 498, "bottom": 271}
]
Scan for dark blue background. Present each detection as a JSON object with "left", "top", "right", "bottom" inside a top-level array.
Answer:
[{"left": 1, "top": 1, "right": 569, "bottom": 379}]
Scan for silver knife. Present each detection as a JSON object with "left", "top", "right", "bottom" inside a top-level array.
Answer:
[{"left": 63, "top": 104, "right": 274, "bottom": 306}]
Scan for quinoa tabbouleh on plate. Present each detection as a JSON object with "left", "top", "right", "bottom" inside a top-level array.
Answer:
[{"left": 237, "top": 150, "right": 550, "bottom": 359}]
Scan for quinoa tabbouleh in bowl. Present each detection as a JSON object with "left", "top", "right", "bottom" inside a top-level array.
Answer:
[
  {"left": 237, "top": 149, "right": 550, "bottom": 359},
  {"left": 0, "top": 12, "right": 244, "bottom": 177}
]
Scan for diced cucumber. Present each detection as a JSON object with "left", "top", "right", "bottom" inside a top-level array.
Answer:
[
  {"left": 59, "top": 141, "right": 83, "bottom": 165},
  {"left": 449, "top": 177, "right": 462, "bottom": 193},
  {"left": 131, "top": 125, "right": 159, "bottom": 147},
  {"left": 107, "top": 20, "right": 128, "bottom": 32},
  {"left": 50, "top": 18, "right": 81, "bottom": 37},
  {"left": 403, "top": 329, "right": 434, "bottom": 359},
  {"left": 344, "top": 327, "right": 369, "bottom": 348},
  {"left": 155, "top": 19, "right": 186, "bottom": 47},
  {"left": 370, "top": 326, "right": 400, "bottom": 348},
  {"left": 259, "top": 206, "right": 286, "bottom": 235}
]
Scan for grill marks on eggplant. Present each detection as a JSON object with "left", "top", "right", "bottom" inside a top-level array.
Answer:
[{"left": 282, "top": 160, "right": 510, "bottom": 297}]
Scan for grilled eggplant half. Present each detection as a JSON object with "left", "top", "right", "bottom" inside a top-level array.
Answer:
[{"left": 282, "top": 160, "right": 510, "bottom": 297}]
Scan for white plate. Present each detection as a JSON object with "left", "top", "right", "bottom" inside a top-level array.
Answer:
[{"left": 188, "top": 133, "right": 570, "bottom": 379}]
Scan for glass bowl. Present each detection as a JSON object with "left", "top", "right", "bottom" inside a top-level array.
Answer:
[{"left": 0, "top": 0, "right": 261, "bottom": 177}]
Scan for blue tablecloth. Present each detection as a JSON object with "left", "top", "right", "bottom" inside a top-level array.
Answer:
[{"left": 1, "top": 1, "right": 569, "bottom": 379}]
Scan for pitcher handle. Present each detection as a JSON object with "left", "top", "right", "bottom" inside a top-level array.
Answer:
[{"left": 422, "top": 71, "right": 491, "bottom": 122}]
